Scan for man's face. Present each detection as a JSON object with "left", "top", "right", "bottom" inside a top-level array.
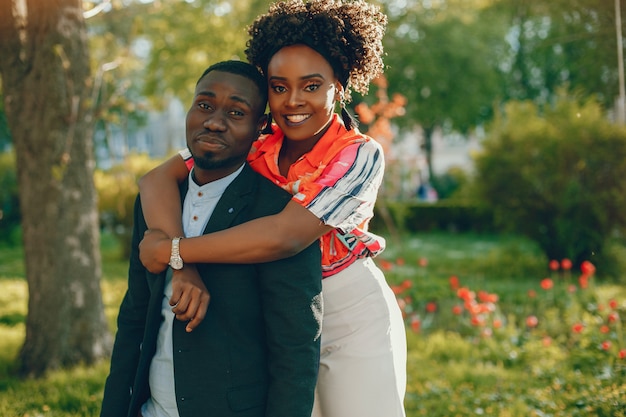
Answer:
[{"left": 186, "top": 70, "right": 265, "bottom": 183}]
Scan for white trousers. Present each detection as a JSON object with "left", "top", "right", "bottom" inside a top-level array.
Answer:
[{"left": 311, "top": 258, "right": 407, "bottom": 417}]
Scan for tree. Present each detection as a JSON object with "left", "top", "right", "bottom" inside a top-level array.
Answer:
[
  {"left": 0, "top": 0, "right": 111, "bottom": 376},
  {"left": 381, "top": 0, "right": 507, "bottom": 182}
]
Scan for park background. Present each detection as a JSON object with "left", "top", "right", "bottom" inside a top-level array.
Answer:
[{"left": 1, "top": 0, "right": 626, "bottom": 416}]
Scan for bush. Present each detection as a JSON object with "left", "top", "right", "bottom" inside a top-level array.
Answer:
[
  {"left": 94, "top": 153, "right": 162, "bottom": 258},
  {"left": 474, "top": 91, "right": 626, "bottom": 274}
]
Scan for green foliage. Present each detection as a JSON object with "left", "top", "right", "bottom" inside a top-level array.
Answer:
[
  {"left": 474, "top": 91, "right": 626, "bottom": 272},
  {"left": 94, "top": 153, "right": 162, "bottom": 258}
]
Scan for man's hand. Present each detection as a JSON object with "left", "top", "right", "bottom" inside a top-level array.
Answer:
[
  {"left": 170, "top": 266, "right": 210, "bottom": 332},
  {"left": 139, "top": 229, "right": 171, "bottom": 273}
]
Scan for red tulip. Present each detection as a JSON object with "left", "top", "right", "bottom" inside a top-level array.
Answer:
[
  {"left": 580, "top": 260, "right": 596, "bottom": 276},
  {"left": 619, "top": 349, "right": 626, "bottom": 360},
  {"left": 425, "top": 302, "right": 437, "bottom": 313},
  {"left": 527, "top": 289, "right": 537, "bottom": 298},
  {"left": 601, "top": 340, "right": 611, "bottom": 351},
  {"left": 410, "top": 316, "right": 421, "bottom": 332},
  {"left": 526, "top": 315, "right": 538, "bottom": 328},
  {"left": 418, "top": 257, "right": 428, "bottom": 267},
  {"left": 609, "top": 299, "right": 618, "bottom": 310},
  {"left": 561, "top": 258, "right": 572, "bottom": 270},
  {"left": 540, "top": 278, "right": 553, "bottom": 290},
  {"left": 572, "top": 322, "right": 584, "bottom": 333},
  {"left": 449, "top": 275, "right": 460, "bottom": 291},
  {"left": 548, "top": 259, "right": 560, "bottom": 271},
  {"left": 452, "top": 305, "right": 463, "bottom": 315},
  {"left": 608, "top": 312, "right": 619, "bottom": 324}
]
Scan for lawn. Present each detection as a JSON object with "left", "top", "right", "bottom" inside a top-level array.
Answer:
[{"left": 0, "top": 231, "right": 624, "bottom": 416}]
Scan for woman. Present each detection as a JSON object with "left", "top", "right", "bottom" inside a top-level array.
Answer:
[{"left": 138, "top": 1, "right": 406, "bottom": 416}]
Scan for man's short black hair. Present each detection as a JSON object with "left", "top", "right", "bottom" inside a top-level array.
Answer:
[{"left": 197, "top": 60, "right": 268, "bottom": 108}]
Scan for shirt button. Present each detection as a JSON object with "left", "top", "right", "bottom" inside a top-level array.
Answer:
[
  {"left": 193, "top": 215, "right": 198, "bottom": 221},
  {"left": 198, "top": 191, "right": 203, "bottom": 197}
]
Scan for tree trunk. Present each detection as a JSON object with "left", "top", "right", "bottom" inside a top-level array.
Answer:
[{"left": 0, "top": 0, "right": 111, "bottom": 377}]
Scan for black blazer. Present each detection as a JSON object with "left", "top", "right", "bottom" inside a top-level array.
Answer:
[{"left": 101, "top": 164, "right": 322, "bottom": 417}]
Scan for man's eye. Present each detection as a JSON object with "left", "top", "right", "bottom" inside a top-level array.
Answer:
[
  {"left": 230, "top": 110, "right": 245, "bottom": 117},
  {"left": 199, "top": 102, "right": 211, "bottom": 110}
]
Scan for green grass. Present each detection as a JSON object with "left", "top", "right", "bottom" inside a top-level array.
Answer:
[{"left": 0, "top": 231, "right": 625, "bottom": 416}]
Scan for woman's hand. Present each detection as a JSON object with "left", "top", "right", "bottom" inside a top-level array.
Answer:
[{"left": 139, "top": 229, "right": 171, "bottom": 273}]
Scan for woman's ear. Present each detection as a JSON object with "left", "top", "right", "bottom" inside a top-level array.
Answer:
[{"left": 335, "top": 83, "right": 344, "bottom": 102}]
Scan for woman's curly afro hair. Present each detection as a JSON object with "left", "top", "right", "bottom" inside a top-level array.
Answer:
[{"left": 245, "top": 0, "right": 387, "bottom": 103}]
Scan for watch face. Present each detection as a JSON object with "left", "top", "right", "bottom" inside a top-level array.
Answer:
[{"left": 170, "top": 257, "right": 183, "bottom": 270}]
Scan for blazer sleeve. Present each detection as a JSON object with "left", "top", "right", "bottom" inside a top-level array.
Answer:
[
  {"left": 100, "top": 195, "right": 151, "bottom": 417},
  {"left": 256, "top": 239, "right": 323, "bottom": 417}
]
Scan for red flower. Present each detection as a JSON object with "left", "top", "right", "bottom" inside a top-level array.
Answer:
[
  {"left": 396, "top": 258, "right": 405, "bottom": 266},
  {"left": 449, "top": 275, "right": 460, "bottom": 291},
  {"left": 579, "top": 275, "right": 589, "bottom": 289},
  {"left": 608, "top": 312, "right": 619, "bottom": 324},
  {"left": 457, "top": 287, "right": 474, "bottom": 302},
  {"left": 452, "top": 305, "right": 463, "bottom": 315},
  {"left": 542, "top": 336, "right": 552, "bottom": 347},
  {"left": 540, "top": 278, "right": 553, "bottom": 290},
  {"left": 391, "top": 285, "right": 404, "bottom": 295},
  {"left": 526, "top": 315, "right": 538, "bottom": 328},
  {"left": 609, "top": 299, "right": 618, "bottom": 310},
  {"left": 425, "top": 302, "right": 437, "bottom": 313},
  {"left": 568, "top": 284, "right": 577, "bottom": 293},
  {"left": 527, "top": 289, "right": 537, "bottom": 298},
  {"left": 470, "top": 316, "right": 485, "bottom": 327},
  {"left": 572, "top": 322, "right": 584, "bottom": 333},
  {"left": 561, "top": 258, "right": 572, "bottom": 270},
  {"left": 601, "top": 340, "right": 611, "bottom": 351},
  {"left": 580, "top": 260, "right": 596, "bottom": 276},
  {"left": 619, "top": 349, "right": 626, "bottom": 360},
  {"left": 548, "top": 259, "right": 560, "bottom": 271},
  {"left": 600, "top": 325, "right": 610, "bottom": 334},
  {"left": 379, "top": 259, "right": 393, "bottom": 271},
  {"left": 418, "top": 257, "right": 428, "bottom": 267},
  {"left": 401, "top": 279, "right": 412, "bottom": 289},
  {"left": 410, "top": 316, "right": 421, "bottom": 332},
  {"left": 493, "top": 319, "right": 502, "bottom": 329}
]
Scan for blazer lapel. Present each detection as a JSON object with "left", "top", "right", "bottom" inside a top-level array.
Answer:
[{"left": 202, "top": 164, "right": 256, "bottom": 234}]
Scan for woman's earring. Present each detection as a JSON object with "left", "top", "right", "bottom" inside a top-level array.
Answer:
[
  {"left": 261, "top": 112, "right": 274, "bottom": 134},
  {"left": 340, "top": 92, "right": 357, "bottom": 130}
]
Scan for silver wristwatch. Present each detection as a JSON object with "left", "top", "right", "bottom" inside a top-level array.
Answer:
[{"left": 169, "top": 237, "right": 184, "bottom": 270}]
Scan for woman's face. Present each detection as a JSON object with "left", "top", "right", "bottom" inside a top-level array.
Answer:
[{"left": 266, "top": 44, "right": 341, "bottom": 142}]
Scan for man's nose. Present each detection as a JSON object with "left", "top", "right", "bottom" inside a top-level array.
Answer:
[{"left": 203, "top": 113, "right": 226, "bottom": 130}]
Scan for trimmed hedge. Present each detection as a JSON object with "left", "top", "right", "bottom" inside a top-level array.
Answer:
[{"left": 371, "top": 200, "right": 495, "bottom": 234}]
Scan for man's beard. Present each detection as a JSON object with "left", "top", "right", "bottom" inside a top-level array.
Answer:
[{"left": 192, "top": 150, "right": 244, "bottom": 171}]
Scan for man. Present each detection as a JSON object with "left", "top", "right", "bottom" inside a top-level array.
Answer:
[{"left": 100, "top": 61, "right": 323, "bottom": 417}]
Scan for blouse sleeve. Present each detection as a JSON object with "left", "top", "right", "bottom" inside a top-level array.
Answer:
[
  {"left": 178, "top": 148, "right": 194, "bottom": 171},
  {"left": 293, "top": 140, "right": 385, "bottom": 234}
]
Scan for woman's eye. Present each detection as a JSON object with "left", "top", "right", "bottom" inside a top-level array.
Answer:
[
  {"left": 305, "top": 83, "right": 321, "bottom": 92},
  {"left": 230, "top": 110, "right": 245, "bottom": 117},
  {"left": 271, "top": 85, "right": 286, "bottom": 93}
]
